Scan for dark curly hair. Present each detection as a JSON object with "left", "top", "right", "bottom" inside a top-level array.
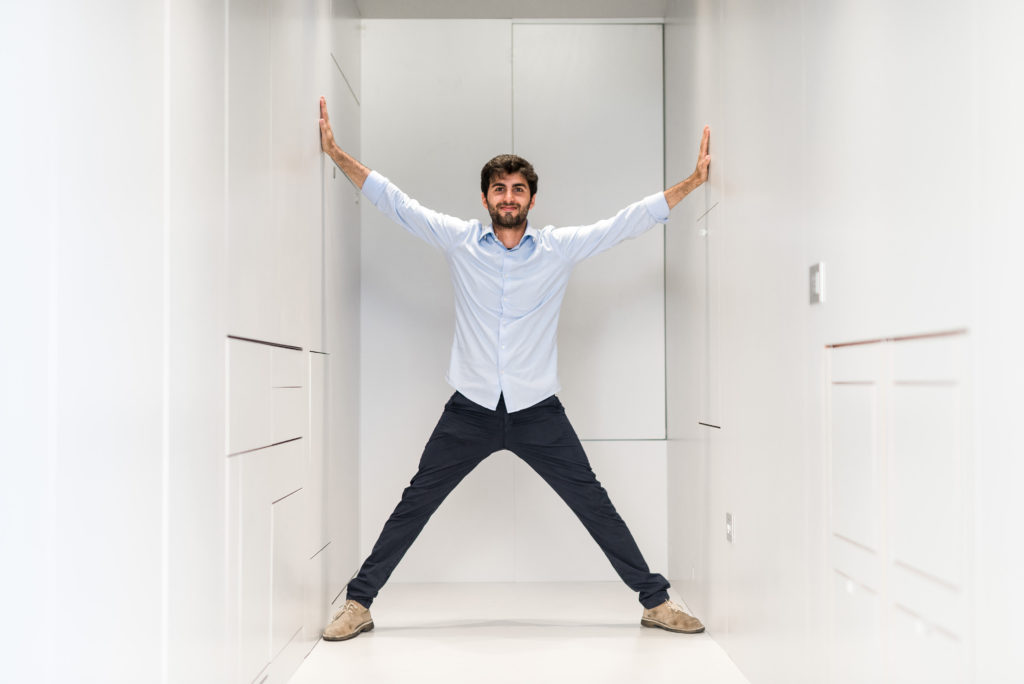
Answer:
[{"left": 480, "top": 154, "right": 538, "bottom": 197}]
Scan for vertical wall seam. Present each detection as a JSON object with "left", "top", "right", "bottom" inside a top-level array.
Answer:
[
  {"left": 510, "top": 21, "right": 516, "bottom": 153},
  {"left": 160, "top": 0, "right": 172, "bottom": 681},
  {"left": 509, "top": 19, "right": 517, "bottom": 576},
  {"left": 45, "top": 22, "right": 60, "bottom": 676},
  {"left": 222, "top": 0, "right": 233, "bottom": 674},
  {"left": 661, "top": 22, "right": 668, "bottom": 444}
]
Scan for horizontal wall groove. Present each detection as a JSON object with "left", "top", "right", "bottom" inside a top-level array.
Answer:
[
  {"left": 227, "top": 334, "right": 302, "bottom": 351},
  {"left": 891, "top": 602, "right": 963, "bottom": 641},
  {"left": 892, "top": 558, "right": 963, "bottom": 593},
  {"left": 893, "top": 380, "right": 959, "bottom": 387},
  {"left": 695, "top": 201, "right": 720, "bottom": 222},
  {"left": 271, "top": 487, "right": 302, "bottom": 505},
  {"left": 310, "top": 541, "right": 331, "bottom": 560},
  {"left": 227, "top": 436, "right": 302, "bottom": 458},
  {"left": 832, "top": 531, "right": 877, "bottom": 554},
  {"left": 828, "top": 328, "right": 968, "bottom": 349}
]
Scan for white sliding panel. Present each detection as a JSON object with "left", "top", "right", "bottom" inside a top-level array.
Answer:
[{"left": 512, "top": 23, "right": 665, "bottom": 440}]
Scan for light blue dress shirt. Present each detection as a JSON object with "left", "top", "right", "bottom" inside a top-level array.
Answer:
[{"left": 363, "top": 170, "right": 671, "bottom": 413}]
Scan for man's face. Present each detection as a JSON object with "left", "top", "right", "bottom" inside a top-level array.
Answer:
[{"left": 482, "top": 171, "right": 536, "bottom": 229}]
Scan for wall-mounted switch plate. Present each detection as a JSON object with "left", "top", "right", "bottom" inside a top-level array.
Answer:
[
  {"left": 810, "top": 263, "right": 825, "bottom": 304},
  {"left": 726, "top": 512, "right": 733, "bottom": 543}
]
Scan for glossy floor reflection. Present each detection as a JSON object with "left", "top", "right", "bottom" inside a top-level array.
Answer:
[{"left": 289, "top": 582, "right": 750, "bottom": 684}]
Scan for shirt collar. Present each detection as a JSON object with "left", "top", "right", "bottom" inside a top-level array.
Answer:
[{"left": 481, "top": 222, "right": 538, "bottom": 251}]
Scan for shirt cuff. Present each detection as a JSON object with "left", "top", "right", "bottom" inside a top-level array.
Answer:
[
  {"left": 642, "top": 191, "right": 672, "bottom": 223},
  {"left": 362, "top": 170, "right": 388, "bottom": 205}
]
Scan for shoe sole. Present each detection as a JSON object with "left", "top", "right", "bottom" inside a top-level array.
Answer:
[
  {"left": 322, "top": 620, "right": 374, "bottom": 642},
  {"left": 640, "top": 618, "right": 705, "bottom": 634}
]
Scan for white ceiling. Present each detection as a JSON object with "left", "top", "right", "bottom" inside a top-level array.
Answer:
[{"left": 354, "top": 0, "right": 675, "bottom": 20}]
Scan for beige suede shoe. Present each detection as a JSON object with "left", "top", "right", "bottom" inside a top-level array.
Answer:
[
  {"left": 322, "top": 599, "right": 374, "bottom": 641},
  {"left": 641, "top": 599, "right": 705, "bottom": 634}
]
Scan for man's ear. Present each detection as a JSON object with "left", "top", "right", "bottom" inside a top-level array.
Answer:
[
  {"left": 529, "top": 194, "right": 537, "bottom": 210},
  {"left": 481, "top": 192, "right": 488, "bottom": 210}
]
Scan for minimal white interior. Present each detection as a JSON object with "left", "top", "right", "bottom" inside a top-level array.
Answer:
[{"left": 3, "top": 1, "right": 1023, "bottom": 683}]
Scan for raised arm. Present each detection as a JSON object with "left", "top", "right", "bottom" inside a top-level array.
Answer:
[
  {"left": 664, "top": 126, "right": 711, "bottom": 210},
  {"left": 319, "top": 96, "right": 370, "bottom": 189}
]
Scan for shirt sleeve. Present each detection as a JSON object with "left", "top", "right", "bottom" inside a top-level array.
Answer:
[
  {"left": 546, "top": 191, "right": 670, "bottom": 264},
  {"left": 362, "top": 170, "right": 472, "bottom": 252}
]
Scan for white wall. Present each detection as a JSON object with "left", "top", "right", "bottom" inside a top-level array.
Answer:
[
  {"left": 359, "top": 20, "right": 669, "bottom": 588},
  {"left": 664, "top": 0, "right": 1024, "bottom": 682},
  {"left": 0, "top": 2, "right": 362, "bottom": 683}
]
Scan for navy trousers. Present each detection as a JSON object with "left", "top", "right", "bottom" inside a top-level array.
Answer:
[{"left": 346, "top": 392, "right": 671, "bottom": 609}]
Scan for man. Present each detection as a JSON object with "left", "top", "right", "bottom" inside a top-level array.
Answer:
[{"left": 318, "top": 96, "right": 711, "bottom": 642}]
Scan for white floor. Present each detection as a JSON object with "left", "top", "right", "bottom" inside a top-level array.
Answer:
[{"left": 289, "top": 582, "right": 751, "bottom": 684}]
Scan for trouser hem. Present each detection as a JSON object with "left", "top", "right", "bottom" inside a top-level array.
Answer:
[
  {"left": 346, "top": 594, "right": 374, "bottom": 609},
  {"left": 640, "top": 591, "right": 671, "bottom": 610}
]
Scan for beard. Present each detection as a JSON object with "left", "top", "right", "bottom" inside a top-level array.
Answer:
[{"left": 487, "top": 201, "right": 530, "bottom": 228}]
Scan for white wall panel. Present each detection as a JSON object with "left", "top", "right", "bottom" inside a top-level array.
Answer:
[
  {"left": 308, "top": 353, "right": 328, "bottom": 551},
  {"left": 165, "top": 0, "right": 230, "bottom": 680},
  {"left": 272, "top": 346, "right": 307, "bottom": 387},
  {"left": 889, "top": 385, "right": 962, "bottom": 587},
  {"left": 269, "top": 0, "right": 325, "bottom": 351},
  {"left": 272, "top": 489, "right": 308, "bottom": 656},
  {"left": 823, "top": 335, "right": 970, "bottom": 684},
  {"left": 830, "top": 384, "right": 879, "bottom": 550},
  {"left": 889, "top": 606, "right": 965, "bottom": 684},
  {"left": 48, "top": 2, "right": 166, "bottom": 681},
  {"left": 227, "top": 0, "right": 276, "bottom": 344},
  {"left": 802, "top": 0, "right": 974, "bottom": 345},
  {"left": 273, "top": 387, "right": 308, "bottom": 443},
  {"left": 513, "top": 23, "right": 666, "bottom": 440},
  {"left": 665, "top": 2, "right": 812, "bottom": 678},
  {"left": 228, "top": 340, "right": 274, "bottom": 454},
  {"left": 330, "top": 0, "right": 362, "bottom": 101},
  {"left": 0, "top": 3, "right": 55, "bottom": 680},
  {"left": 233, "top": 439, "right": 306, "bottom": 683},
  {"left": 831, "top": 573, "right": 882, "bottom": 684},
  {"left": 663, "top": 9, "right": 710, "bottom": 603},
  {"left": 973, "top": 2, "right": 1024, "bottom": 679}
]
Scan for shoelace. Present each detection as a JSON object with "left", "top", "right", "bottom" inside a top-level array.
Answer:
[
  {"left": 332, "top": 600, "right": 359, "bottom": 621},
  {"left": 663, "top": 600, "right": 687, "bottom": 613}
]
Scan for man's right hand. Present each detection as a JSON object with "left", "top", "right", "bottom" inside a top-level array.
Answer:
[
  {"left": 319, "top": 96, "right": 338, "bottom": 159},
  {"left": 319, "top": 96, "right": 370, "bottom": 189}
]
